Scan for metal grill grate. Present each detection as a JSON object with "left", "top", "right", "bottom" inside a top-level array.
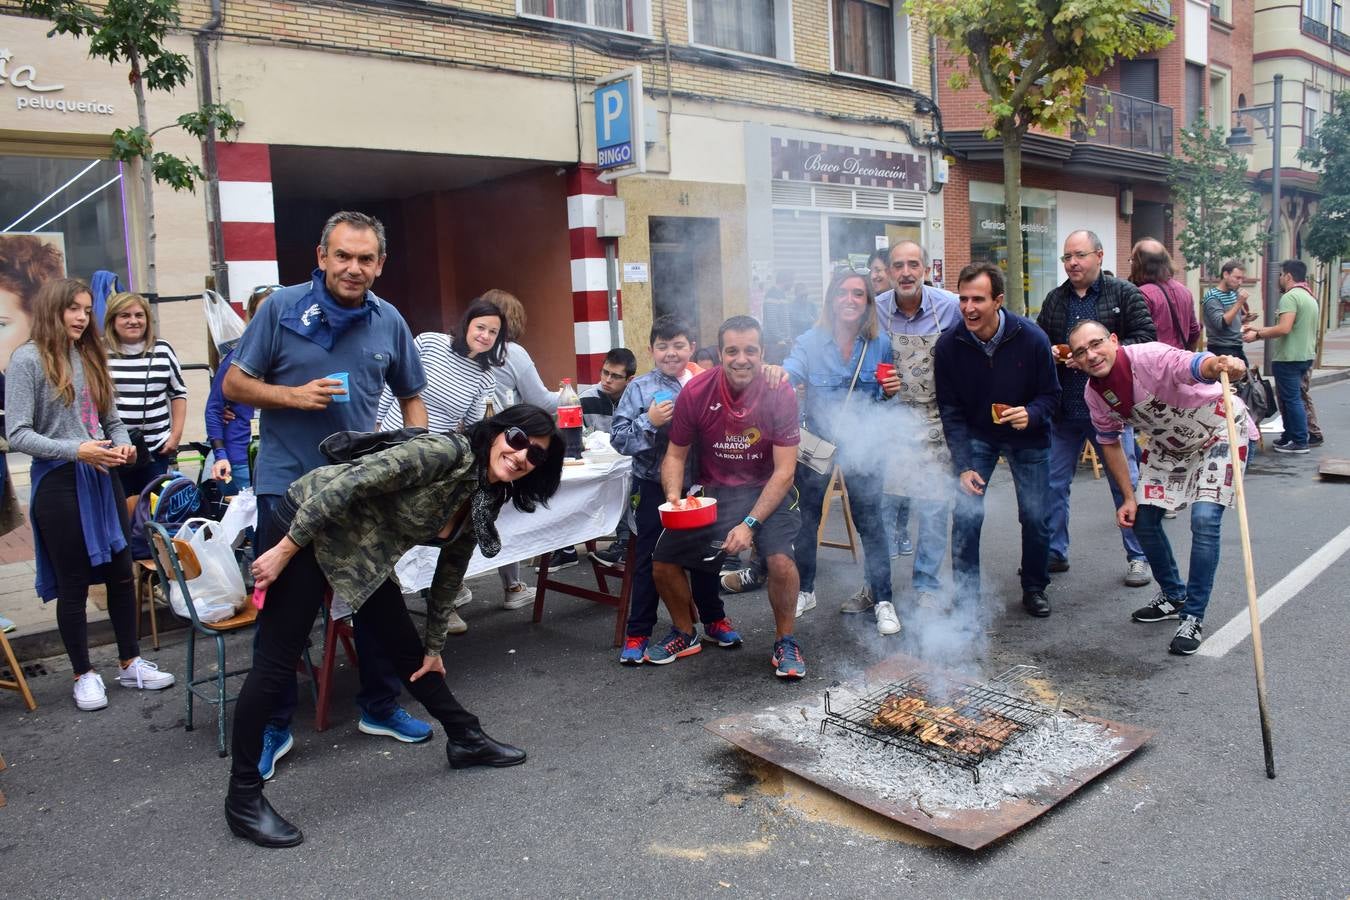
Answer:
[{"left": 821, "top": 665, "right": 1053, "bottom": 782}]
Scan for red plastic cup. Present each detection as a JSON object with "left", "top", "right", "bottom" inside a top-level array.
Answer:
[
  {"left": 876, "top": 362, "right": 896, "bottom": 383},
  {"left": 252, "top": 586, "right": 267, "bottom": 610}
]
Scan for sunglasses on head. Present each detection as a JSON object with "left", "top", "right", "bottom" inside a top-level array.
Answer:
[{"left": 504, "top": 426, "right": 548, "bottom": 467}]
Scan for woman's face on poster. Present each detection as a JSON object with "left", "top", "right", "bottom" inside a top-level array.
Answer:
[{"left": 0, "top": 287, "right": 32, "bottom": 371}]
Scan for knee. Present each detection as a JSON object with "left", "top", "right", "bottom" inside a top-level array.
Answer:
[{"left": 765, "top": 554, "right": 796, "bottom": 579}]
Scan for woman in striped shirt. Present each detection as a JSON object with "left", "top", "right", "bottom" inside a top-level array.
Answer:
[{"left": 103, "top": 291, "right": 187, "bottom": 496}]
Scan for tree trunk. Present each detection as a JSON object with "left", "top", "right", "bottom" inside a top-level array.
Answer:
[
  {"left": 1002, "top": 128, "right": 1025, "bottom": 315},
  {"left": 130, "top": 49, "right": 158, "bottom": 322}
]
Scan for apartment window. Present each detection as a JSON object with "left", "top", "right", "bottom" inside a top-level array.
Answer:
[
  {"left": 691, "top": 0, "right": 792, "bottom": 61},
  {"left": 520, "top": 0, "right": 647, "bottom": 33},
  {"left": 1119, "top": 59, "right": 1159, "bottom": 102},
  {"left": 1208, "top": 68, "right": 1230, "bottom": 136},
  {"left": 1305, "top": 0, "right": 1329, "bottom": 22},
  {"left": 833, "top": 0, "right": 896, "bottom": 80},
  {"left": 1210, "top": 0, "right": 1231, "bottom": 20},
  {"left": 1305, "top": 85, "right": 1323, "bottom": 149},
  {"left": 1184, "top": 62, "right": 1205, "bottom": 126}
]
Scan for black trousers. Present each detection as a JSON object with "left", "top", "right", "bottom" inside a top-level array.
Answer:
[
  {"left": 31, "top": 463, "right": 138, "bottom": 674},
  {"left": 229, "top": 539, "right": 482, "bottom": 779}
]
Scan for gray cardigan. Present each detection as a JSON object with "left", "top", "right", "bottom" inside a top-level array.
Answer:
[
  {"left": 492, "top": 342, "right": 560, "bottom": 413},
  {"left": 5, "top": 342, "right": 130, "bottom": 461}
]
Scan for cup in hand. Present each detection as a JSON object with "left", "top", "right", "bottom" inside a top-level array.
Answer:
[
  {"left": 326, "top": 371, "right": 350, "bottom": 403},
  {"left": 875, "top": 362, "right": 896, "bottom": 383},
  {"left": 653, "top": 389, "right": 675, "bottom": 405}
]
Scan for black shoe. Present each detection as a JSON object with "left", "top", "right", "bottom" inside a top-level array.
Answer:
[
  {"left": 538, "top": 547, "right": 579, "bottom": 571},
  {"left": 225, "top": 778, "right": 304, "bottom": 848},
  {"left": 593, "top": 543, "right": 626, "bottom": 569},
  {"left": 1132, "top": 591, "right": 1184, "bottom": 623},
  {"left": 446, "top": 728, "right": 527, "bottom": 769},
  {"left": 1308, "top": 434, "right": 1325, "bottom": 448},
  {"left": 1021, "top": 591, "right": 1051, "bottom": 618},
  {"left": 1048, "top": 556, "right": 1070, "bottom": 573},
  {"left": 1169, "top": 615, "right": 1204, "bottom": 655}
]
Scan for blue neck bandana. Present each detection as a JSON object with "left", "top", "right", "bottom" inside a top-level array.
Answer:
[{"left": 279, "top": 268, "right": 375, "bottom": 350}]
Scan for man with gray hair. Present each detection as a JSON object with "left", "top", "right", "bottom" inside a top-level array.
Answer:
[{"left": 1036, "top": 229, "right": 1156, "bottom": 588}]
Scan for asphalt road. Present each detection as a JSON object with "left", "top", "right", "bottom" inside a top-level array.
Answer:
[{"left": 3, "top": 381, "right": 1348, "bottom": 898}]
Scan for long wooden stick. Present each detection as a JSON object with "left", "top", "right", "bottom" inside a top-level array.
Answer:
[{"left": 1219, "top": 370, "right": 1276, "bottom": 778}]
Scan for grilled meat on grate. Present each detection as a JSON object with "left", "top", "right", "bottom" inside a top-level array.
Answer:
[{"left": 870, "top": 694, "right": 1020, "bottom": 754}]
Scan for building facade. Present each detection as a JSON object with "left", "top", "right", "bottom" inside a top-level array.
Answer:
[{"left": 0, "top": 0, "right": 950, "bottom": 390}]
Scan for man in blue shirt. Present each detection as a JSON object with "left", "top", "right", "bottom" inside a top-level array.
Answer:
[{"left": 224, "top": 212, "right": 431, "bottom": 790}]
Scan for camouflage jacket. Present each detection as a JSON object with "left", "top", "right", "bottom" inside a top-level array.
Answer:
[{"left": 285, "top": 432, "right": 491, "bottom": 654}]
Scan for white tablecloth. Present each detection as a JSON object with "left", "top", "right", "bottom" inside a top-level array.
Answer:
[{"left": 393, "top": 455, "right": 632, "bottom": 590}]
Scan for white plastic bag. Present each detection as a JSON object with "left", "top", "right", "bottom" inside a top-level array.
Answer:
[
  {"left": 218, "top": 487, "right": 258, "bottom": 548},
  {"left": 170, "top": 518, "right": 246, "bottom": 623},
  {"left": 204, "top": 289, "right": 247, "bottom": 354}
]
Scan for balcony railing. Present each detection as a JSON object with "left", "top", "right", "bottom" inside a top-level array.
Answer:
[
  {"left": 1333, "top": 28, "right": 1350, "bottom": 51},
  {"left": 1303, "top": 16, "right": 1331, "bottom": 40},
  {"left": 1073, "top": 85, "right": 1174, "bottom": 156}
]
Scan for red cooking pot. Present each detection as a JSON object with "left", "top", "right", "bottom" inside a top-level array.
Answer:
[{"left": 659, "top": 496, "right": 718, "bottom": 530}]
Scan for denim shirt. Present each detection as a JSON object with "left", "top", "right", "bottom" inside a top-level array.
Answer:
[
  {"left": 783, "top": 327, "right": 890, "bottom": 440},
  {"left": 610, "top": 369, "right": 687, "bottom": 482},
  {"left": 876, "top": 285, "right": 962, "bottom": 336}
]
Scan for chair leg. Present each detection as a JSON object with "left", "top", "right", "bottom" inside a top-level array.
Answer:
[
  {"left": 215, "top": 636, "right": 228, "bottom": 757},
  {"left": 184, "top": 628, "right": 196, "bottom": 731},
  {"left": 0, "top": 630, "right": 38, "bottom": 711},
  {"left": 147, "top": 574, "right": 160, "bottom": 651},
  {"left": 613, "top": 539, "right": 637, "bottom": 648},
  {"left": 315, "top": 621, "right": 340, "bottom": 733},
  {"left": 835, "top": 469, "right": 860, "bottom": 562}
]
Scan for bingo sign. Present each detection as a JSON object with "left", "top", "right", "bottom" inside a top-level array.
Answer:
[{"left": 594, "top": 68, "right": 645, "bottom": 175}]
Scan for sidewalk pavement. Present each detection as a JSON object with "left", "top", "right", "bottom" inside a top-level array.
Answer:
[{"left": 3, "top": 327, "right": 1349, "bottom": 664}]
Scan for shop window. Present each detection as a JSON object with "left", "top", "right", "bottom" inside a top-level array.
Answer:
[
  {"left": 520, "top": 0, "right": 650, "bottom": 34},
  {"left": 968, "top": 182, "right": 1057, "bottom": 317},
  {"left": 831, "top": 0, "right": 912, "bottom": 84},
  {"left": 691, "top": 0, "right": 792, "bottom": 62}
]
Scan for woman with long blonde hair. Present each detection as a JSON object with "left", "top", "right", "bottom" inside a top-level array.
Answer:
[
  {"left": 6, "top": 278, "right": 175, "bottom": 710},
  {"left": 103, "top": 290, "right": 188, "bottom": 496}
]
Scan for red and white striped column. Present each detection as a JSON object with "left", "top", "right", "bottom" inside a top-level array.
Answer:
[
  {"left": 566, "top": 165, "right": 621, "bottom": 383},
  {"left": 216, "top": 142, "right": 279, "bottom": 306}
]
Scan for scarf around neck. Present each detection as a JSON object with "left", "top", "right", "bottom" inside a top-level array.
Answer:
[
  {"left": 279, "top": 268, "right": 375, "bottom": 350},
  {"left": 716, "top": 367, "right": 764, "bottom": 421},
  {"left": 1088, "top": 345, "right": 1136, "bottom": 418}
]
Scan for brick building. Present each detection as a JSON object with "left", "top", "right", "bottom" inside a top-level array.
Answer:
[
  {"left": 937, "top": 1, "right": 1253, "bottom": 315},
  {"left": 0, "top": 0, "right": 950, "bottom": 385}
]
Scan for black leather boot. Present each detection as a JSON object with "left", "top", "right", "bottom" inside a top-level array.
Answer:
[
  {"left": 225, "top": 776, "right": 304, "bottom": 848},
  {"left": 446, "top": 728, "right": 527, "bottom": 769}
]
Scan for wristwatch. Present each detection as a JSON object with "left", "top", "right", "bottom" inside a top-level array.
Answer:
[{"left": 742, "top": 515, "right": 760, "bottom": 531}]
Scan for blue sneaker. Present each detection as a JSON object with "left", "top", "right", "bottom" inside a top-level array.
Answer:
[
  {"left": 258, "top": 725, "right": 293, "bottom": 781},
  {"left": 701, "top": 617, "right": 743, "bottom": 648},
  {"left": 771, "top": 636, "right": 806, "bottom": 679},
  {"left": 358, "top": 707, "right": 433, "bottom": 743},
  {"left": 644, "top": 628, "right": 702, "bottom": 665},
  {"left": 619, "top": 636, "right": 648, "bottom": 666}
]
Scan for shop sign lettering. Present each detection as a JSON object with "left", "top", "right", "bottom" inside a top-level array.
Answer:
[
  {"left": 978, "top": 218, "right": 1051, "bottom": 235},
  {"left": 772, "top": 137, "right": 927, "bottom": 191},
  {"left": 1, "top": 47, "right": 116, "bottom": 116}
]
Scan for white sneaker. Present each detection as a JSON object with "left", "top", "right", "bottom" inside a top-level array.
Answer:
[
  {"left": 874, "top": 601, "right": 902, "bottom": 636},
  {"left": 73, "top": 671, "right": 108, "bottom": 710},
  {"left": 446, "top": 609, "right": 468, "bottom": 635},
  {"left": 117, "top": 657, "right": 176, "bottom": 690},
  {"left": 502, "top": 582, "right": 536, "bottom": 610},
  {"left": 795, "top": 591, "right": 817, "bottom": 618},
  {"left": 453, "top": 585, "right": 473, "bottom": 609}
]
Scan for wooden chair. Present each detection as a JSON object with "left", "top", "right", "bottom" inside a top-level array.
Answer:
[
  {"left": 816, "top": 465, "right": 859, "bottom": 561},
  {"left": 1079, "top": 441, "right": 1103, "bottom": 479},
  {"left": 148, "top": 522, "right": 258, "bottom": 757},
  {"left": 126, "top": 496, "right": 161, "bottom": 651},
  {"left": 0, "top": 628, "right": 37, "bottom": 711},
  {"left": 314, "top": 590, "right": 358, "bottom": 733}
]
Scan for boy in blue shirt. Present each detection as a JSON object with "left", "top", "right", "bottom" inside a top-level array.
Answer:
[{"left": 610, "top": 317, "right": 740, "bottom": 665}]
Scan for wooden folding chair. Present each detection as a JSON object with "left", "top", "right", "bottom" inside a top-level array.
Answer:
[
  {"left": 1079, "top": 440, "right": 1103, "bottom": 479},
  {"left": 0, "top": 628, "right": 37, "bottom": 711},
  {"left": 127, "top": 496, "right": 161, "bottom": 650},
  {"left": 816, "top": 465, "right": 859, "bottom": 561},
  {"left": 314, "top": 590, "right": 358, "bottom": 733}
]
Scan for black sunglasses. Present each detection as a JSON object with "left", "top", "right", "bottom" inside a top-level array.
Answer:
[{"left": 504, "top": 426, "right": 548, "bottom": 467}]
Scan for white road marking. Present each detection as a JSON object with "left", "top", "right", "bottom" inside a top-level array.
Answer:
[{"left": 1199, "top": 523, "right": 1350, "bottom": 657}]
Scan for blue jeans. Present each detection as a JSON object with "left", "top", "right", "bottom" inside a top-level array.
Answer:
[
  {"left": 884, "top": 494, "right": 947, "bottom": 592},
  {"left": 1272, "top": 359, "right": 1313, "bottom": 446},
  {"left": 951, "top": 440, "right": 1052, "bottom": 602},
  {"left": 1132, "top": 501, "right": 1226, "bottom": 620},
  {"left": 794, "top": 464, "right": 892, "bottom": 604},
  {"left": 1048, "top": 419, "right": 1145, "bottom": 562}
]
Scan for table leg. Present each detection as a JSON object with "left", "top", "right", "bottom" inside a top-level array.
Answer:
[{"left": 531, "top": 551, "right": 553, "bottom": 624}]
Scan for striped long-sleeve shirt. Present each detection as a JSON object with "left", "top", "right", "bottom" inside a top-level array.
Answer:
[
  {"left": 377, "top": 332, "right": 497, "bottom": 433},
  {"left": 108, "top": 340, "right": 187, "bottom": 451}
]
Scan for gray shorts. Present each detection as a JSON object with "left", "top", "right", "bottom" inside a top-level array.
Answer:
[{"left": 652, "top": 483, "right": 800, "bottom": 572}]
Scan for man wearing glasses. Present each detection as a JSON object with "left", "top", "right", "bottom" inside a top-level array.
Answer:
[{"left": 1036, "top": 230, "right": 1156, "bottom": 589}]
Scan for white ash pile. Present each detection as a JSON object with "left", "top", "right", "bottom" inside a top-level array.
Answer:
[{"left": 746, "top": 693, "right": 1122, "bottom": 816}]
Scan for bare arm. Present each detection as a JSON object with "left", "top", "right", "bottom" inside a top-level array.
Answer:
[
  {"left": 223, "top": 365, "right": 343, "bottom": 410},
  {"left": 1248, "top": 310, "right": 1296, "bottom": 340},
  {"left": 722, "top": 443, "right": 797, "bottom": 555},
  {"left": 399, "top": 394, "right": 428, "bottom": 429},
  {"left": 661, "top": 441, "right": 691, "bottom": 505},
  {"left": 161, "top": 397, "right": 187, "bottom": 455},
  {"left": 1100, "top": 441, "right": 1137, "bottom": 528}
]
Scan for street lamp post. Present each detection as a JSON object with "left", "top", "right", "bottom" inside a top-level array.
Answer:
[{"left": 1264, "top": 74, "right": 1283, "bottom": 369}]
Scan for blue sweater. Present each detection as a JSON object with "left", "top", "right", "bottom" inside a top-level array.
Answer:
[{"left": 933, "top": 311, "right": 1061, "bottom": 474}]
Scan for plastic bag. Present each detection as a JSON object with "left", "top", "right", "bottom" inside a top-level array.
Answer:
[
  {"left": 170, "top": 518, "right": 246, "bottom": 623},
  {"left": 204, "top": 289, "right": 247, "bottom": 354},
  {"left": 217, "top": 487, "right": 258, "bottom": 548}
]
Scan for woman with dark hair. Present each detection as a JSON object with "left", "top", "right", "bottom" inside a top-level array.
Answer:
[
  {"left": 1130, "top": 241, "right": 1201, "bottom": 351},
  {"left": 226, "top": 403, "right": 564, "bottom": 848},
  {"left": 6, "top": 278, "right": 175, "bottom": 710}
]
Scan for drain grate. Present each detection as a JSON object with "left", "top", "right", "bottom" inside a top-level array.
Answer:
[{"left": 0, "top": 661, "right": 51, "bottom": 680}]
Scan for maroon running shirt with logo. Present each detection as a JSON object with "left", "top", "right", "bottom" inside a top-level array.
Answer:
[{"left": 668, "top": 367, "right": 800, "bottom": 488}]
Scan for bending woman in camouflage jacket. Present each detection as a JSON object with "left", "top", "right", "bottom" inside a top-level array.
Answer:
[{"left": 225, "top": 405, "right": 564, "bottom": 849}]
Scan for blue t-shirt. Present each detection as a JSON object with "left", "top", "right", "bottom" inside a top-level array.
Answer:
[{"left": 231, "top": 278, "right": 425, "bottom": 496}]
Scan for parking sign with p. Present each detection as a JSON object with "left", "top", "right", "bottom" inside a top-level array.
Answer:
[{"left": 594, "top": 68, "right": 644, "bottom": 175}]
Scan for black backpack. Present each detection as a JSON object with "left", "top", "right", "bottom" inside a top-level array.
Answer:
[
  {"left": 1235, "top": 367, "right": 1276, "bottom": 425},
  {"left": 318, "top": 427, "right": 429, "bottom": 464}
]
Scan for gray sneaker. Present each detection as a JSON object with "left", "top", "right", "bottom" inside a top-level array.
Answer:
[
  {"left": 838, "top": 585, "right": 873, "bottom": 614},
  {"left": 915, "top": 591, "right": 946, "bottom": 612},
  {"left": 1124, "top": 558, "right": 1152, "bottom": 587}
]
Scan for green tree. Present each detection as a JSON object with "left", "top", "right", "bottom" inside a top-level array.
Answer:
[
  {"left": 1298, "top": 90, "right": 1350, "bottom": 265},
  {"left": 1167, "top": 115, "right": 1266, "bottom": 275},
  {"left": 20, "top": 0, "right": 240, "bottom": 301},
  {"left": 907, "top": 0, "right": 1172, "bottom": 312}
]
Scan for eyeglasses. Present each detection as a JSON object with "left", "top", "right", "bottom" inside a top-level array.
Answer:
[
  {"left": 504, "top": 426, "right": 548, "bottom": 467},
  {"left": 1059, "top": 251, "right": 1098, "bottom": 263},
  {"left": 1069, "top": 337, "right": 1109, "bottom": 361},
  {"left": 599, "top": 369, "right": 629, "bottom": 381}
]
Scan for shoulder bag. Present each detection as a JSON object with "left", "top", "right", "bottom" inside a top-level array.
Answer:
[{"left": 796, "top": 347, "right": 867, "bottom": 476}]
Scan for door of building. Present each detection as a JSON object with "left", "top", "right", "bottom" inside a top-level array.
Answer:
[{"left": 649, "top": 217, "right": 721, "bottom": 343}]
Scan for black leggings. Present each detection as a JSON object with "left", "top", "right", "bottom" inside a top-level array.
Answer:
[
  {"left": 30, "top": 463, "right": 138, "bottom": 674},
  {"left": 229, "top": 539, "right": 481, "bottom": 781}
]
